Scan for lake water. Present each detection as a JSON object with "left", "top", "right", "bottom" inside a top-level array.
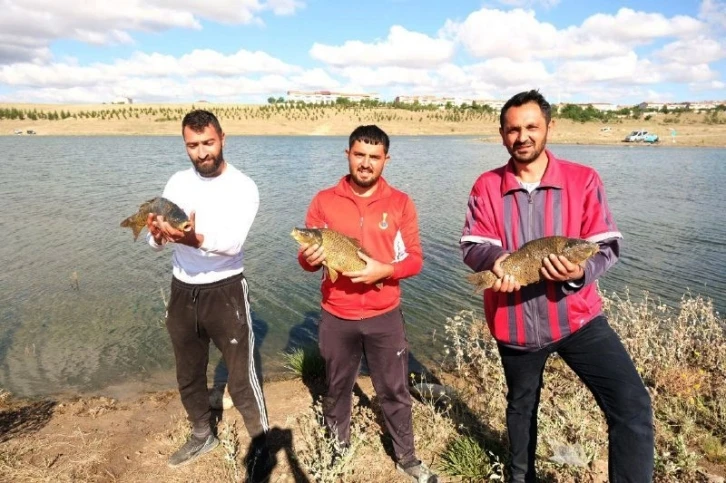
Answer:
[{"left": 1, "top": 136, "right": 724, "bottom": 398}]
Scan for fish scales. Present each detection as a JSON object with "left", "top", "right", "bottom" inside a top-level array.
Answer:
[{"left": 291, "top": 227, "right": 382, "bottom": 289}]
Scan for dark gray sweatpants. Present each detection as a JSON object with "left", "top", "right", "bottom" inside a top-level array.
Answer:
[
  {"left": 166, "top": 272, "right": 269, "bottom": 439},
  {"left": 319, "top": 306, "right": 416, "bottom": 464}
]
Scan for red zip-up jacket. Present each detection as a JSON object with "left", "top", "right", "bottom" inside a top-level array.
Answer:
[{"left": 298, "top": 175, "right": 423, "bottom": 320}]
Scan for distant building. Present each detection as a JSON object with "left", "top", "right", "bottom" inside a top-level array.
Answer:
[
  {"left": 112, "top": 96, "right": 133, "bottom": 105},
  {"left": 394, "top": 95, "right": 505, "bottom": 110},
  {"left": 286, "top": 90, "right": 380, "bottom": 104}
]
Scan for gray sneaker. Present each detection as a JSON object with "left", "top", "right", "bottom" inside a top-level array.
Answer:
[
  {"left": 168, "top": 434, "right": 219, "bottom": 468},
  {"left": 396, "top": 460, "right": 439, "bottom": 483}
]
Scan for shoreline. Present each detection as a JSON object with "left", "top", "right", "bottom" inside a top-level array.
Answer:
[{"left": 1, "top": 103, "right": 724, "bottom": 147}]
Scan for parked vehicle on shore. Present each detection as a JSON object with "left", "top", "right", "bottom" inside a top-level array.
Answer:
[{"left": 623, "top": 130, "right": 659, "bottom": 143}]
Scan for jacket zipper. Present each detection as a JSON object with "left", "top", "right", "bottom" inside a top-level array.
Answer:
[{"left": 527, "top": 190, "right": 542, "bottom": 349}]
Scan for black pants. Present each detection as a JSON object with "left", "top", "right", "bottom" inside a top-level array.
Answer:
[
  {"left": 166, "top": 272, "right": 269, "bottom": 439},
  {"left": 498, "top": 316, "right": 653, "bottom": 483},
  {"left": 319, "top": 307, "right": 416, "bottom": 464}
]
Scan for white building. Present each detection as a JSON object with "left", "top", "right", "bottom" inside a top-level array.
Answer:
[
  {"left": 112, "top": 96, "right": 133, "bottom": 104},
  {"left": 286, "top": 90, "right": 380, "bottom": 104},
  {"left": 394, "top": 95, "right": 505, "bottom": 110}
]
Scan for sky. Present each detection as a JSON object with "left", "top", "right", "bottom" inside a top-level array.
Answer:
[{"left": 0, "top": 0, "right": 724, "bottom": 105}]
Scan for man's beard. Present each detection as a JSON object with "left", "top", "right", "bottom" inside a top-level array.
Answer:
[
  {"left": 193, "top": 149, "right": 224, "bottom": 176},
  {"left": 508, "top": 131, "right": 548, "bottom": 164},
  {"left": 351, "top": 168, "right": 379, "bottom": 188}
]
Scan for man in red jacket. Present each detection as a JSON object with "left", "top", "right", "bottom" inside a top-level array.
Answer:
[{"left": 297, "top": 125, "right": 437, "bottom": 483}]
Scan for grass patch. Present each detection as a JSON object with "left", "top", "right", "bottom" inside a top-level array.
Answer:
[
  {"left": 282, "top": 345, "right": 326, "bottom": 382},
  {"left": 438, "top": 436, "right": 504, "bottom": 480}
]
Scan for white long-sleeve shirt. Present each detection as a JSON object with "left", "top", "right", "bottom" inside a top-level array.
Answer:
[{"left": 147, "top": 163, "right": 259, "bottom": 284}]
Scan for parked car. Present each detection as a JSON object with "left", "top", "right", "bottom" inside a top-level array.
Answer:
[{"left": 623, "top": 130, "right": 659, "bottom": 143}]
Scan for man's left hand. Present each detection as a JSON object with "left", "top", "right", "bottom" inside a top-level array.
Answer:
[
  {"left": 541, "top": 254, "right": 585, "bottom": 283},
  {"left": 343, "top": 251, "right": 393, "bottom": 285}
]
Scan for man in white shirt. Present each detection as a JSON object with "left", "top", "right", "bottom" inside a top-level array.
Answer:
[{"left": 146, "top": 110, "right": 269, "bottom": 475}]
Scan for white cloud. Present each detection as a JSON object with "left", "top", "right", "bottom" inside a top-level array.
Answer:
[
  {"left": 310, "top": 26, "right": 455, "bottom": 68},
  {"left": 655, "top": 36, "right": 726, "bottom": 65},
  {"left": 447, "top": 7, "right": 705, "bottom": 61},
  {"left": 289, "top": 69, "right": 341, "bottom": 90},
  {"left": 266, "top": 0, "right": 305, "bottom": 15},
  {"left": 699, "top": 0, "right": 726, "bottom": 30},
  {"left": 578, "top": 8, "right": 702, "bottom": 42},
  {"left": 465, "top": 58, "right": 552, "bottom": 87},
  {"left": 555, "top": 54, "right": 719, "bottom": 86},
  {"left": 0, "top": 0, "right": 305, "bottom": 64},
  {"left": 0, "top": 49, "right": 300, "bottom": 88}
]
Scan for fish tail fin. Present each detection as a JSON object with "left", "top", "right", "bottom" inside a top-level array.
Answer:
[
  {"left": 466, "top": 271, "right": 496, "bottom": 293},
  {"left": 121, "top": 215, "right": 144, "bottom": 241}
]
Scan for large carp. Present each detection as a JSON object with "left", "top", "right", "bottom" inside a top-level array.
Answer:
[
  {"left": 120, "top": 197, "right": 191, "bottom": 241},
  {"left": 467, "top": 236, "right": 599, "bottom": 292},
  {"left": 291, "top": 227, "right": 383, "bottom": 289}
]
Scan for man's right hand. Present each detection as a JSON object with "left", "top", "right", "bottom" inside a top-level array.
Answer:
[
  {"left": 490, "top": 252, "right": 521, "bottom": 293},
  {"left": 300, "top": 243, "right": 326, "bottom": 267}
]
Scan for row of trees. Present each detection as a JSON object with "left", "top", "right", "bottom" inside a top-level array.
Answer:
[{"left": 4, "top": 102, "right": 723, "bottom": 124}]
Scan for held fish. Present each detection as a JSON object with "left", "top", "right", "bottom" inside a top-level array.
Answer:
[
  {"left": 466, "top": 236, "right": 599, "bottom": 293},
  {"left": 291, "top": 227, "right": 383, "bottom": 290},
  {"left": 120, "top": 197, "right": 191, "bottom": 241}
]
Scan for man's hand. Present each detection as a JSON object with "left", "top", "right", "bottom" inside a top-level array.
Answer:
[
  {"left": 490, "top": 252, "right": 521, "bottom": 293},
  {"left": 300, "top": 243, "right": 326, "bottom": 267},
  {"left": 541, "top": 254, "right": 585, "bottom": 283},
  {"left": 148, "top": 211, "right": 203, "bottom": 248},
  {"left": 343, "top": 251, "right": 393, "bottom": 285},
  {"left": 146, "top": 213, "right": 166, "bottom": 245}
]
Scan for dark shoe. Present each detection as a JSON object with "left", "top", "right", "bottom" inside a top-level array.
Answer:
[
  {"left": 396, "top": 459, "right": 439, "bottom": 483},
  {"left": 168, "top": 433, "right": 219, "bottom": 468}
]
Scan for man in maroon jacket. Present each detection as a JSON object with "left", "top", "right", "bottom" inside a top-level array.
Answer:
[{"left": 461, "top": 90, "right": 653, "bottom": 483}]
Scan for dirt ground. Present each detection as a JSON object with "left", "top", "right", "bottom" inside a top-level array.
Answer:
[{"left": 0, "top": 377, "right": 433, "bottom": 483}]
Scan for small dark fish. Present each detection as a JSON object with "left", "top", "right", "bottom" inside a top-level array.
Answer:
[
  {"left": 466, "top": 236, "right": 599, "bottom": 292},
  {"left": 120, "top": 197, "right": 191, "bottom": 241},
  {"left": 291, "top": 227, "right": 383, "bottom": 289}
]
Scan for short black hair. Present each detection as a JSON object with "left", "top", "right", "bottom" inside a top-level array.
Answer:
[
  {"left": 349, "top": 125, "right": 390, "bottom": 154},
  {"left": 499, "top": 90, "right": 552, "bottom": 127},
  {"left": 182, "top": 109, "right": 223, "bottom": 136}
]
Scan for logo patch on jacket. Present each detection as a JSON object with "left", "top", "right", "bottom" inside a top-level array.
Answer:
[{"left": 379, "top": 212, "right": 388, "bottom": 230}]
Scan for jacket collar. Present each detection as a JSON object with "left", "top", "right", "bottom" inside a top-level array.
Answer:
[
  {"left": 333, "top": 175, "right": 392, "bottom": 200},
  {"left": 500, "top": 149, "right": 564, "bottom": 196}
]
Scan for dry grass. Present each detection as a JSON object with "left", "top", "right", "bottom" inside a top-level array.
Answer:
[{"left": 438, "top": 288, "right": 726, "bottom": 482}]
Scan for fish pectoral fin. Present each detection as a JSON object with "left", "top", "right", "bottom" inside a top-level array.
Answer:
[
  {"left": 326, "top": 266, "right": 339, "bottom": 283},
  {"left": 375, "top": 282, "right": 384, "bottom": 290}
]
